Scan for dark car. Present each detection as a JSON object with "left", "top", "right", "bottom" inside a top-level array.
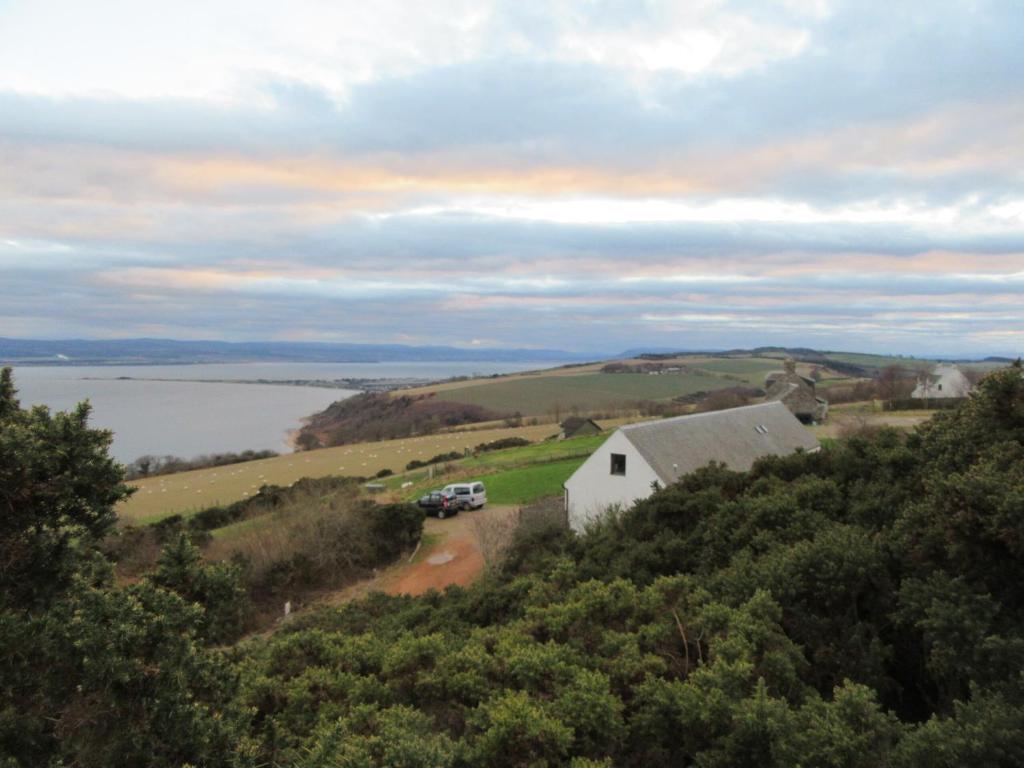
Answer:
[{"left": 417, "top": 490, "right": 460, "bottom": 519}]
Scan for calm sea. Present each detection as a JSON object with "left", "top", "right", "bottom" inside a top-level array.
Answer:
[{"left": 8, "top": 361, "right": 550, "bottom": 463}]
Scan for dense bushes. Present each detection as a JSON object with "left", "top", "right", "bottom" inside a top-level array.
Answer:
[
  {"left": 0, "top": 368, "right": 130, "bottom": 610},
  {"left": 297, "top": 392, "right": 499, "bottom": 447},
  {"left": 0, "top": 368, "right": 244, "bottom": 766},
  {"left": 406, "top": 450, "right": 463, "bottom": 470},
  {"left": 108, "top": 475, "right": 369, "bottom": 576},
  {"left": 150, "top": 532, "right": 250, "bottom": 644},
  {"left": 475, "top": 436, "right": 532, "bottom": 452},
  {"left": 199, "top": 496, "right": 424, "bottom": 613},
  {"left": 693, "top": 386, "right": 759, "bottom": 412}
]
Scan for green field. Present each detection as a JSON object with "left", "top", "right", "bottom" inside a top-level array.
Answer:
[
  {"left": 434, "top": 372, "right": 734, "bottom": 416},
  {"left": 689, "top": 357, "right": 781, "bottom": 376},
  {"left": 461, "top": 434, "right": 609, "bottom": 470},
  {"left": 482, "top": 457, "right": 585, "bottom": 505},
  {"left": 399, "top": 455, "right": 586, "bottom": 507},
  {"left": 390, "top": 433, "right": 610, "bottom": 503},
  {"left": 821, "top": 352, "right": 934, "bottom": 371}
]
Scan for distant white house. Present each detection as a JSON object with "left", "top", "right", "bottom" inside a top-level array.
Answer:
[
  {"left": 911, "top": 364, "right": 973, "bottom": 399},
  {"left": 563, "top": 402, "right": 820, "bottom": 532}
]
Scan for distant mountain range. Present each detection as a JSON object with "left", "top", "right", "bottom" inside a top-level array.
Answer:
[
  {"left": 0, "top": 338, "right": 589, "bottom": 365},
  {"left": 2, "top": 338, "right": 1014, "bottom": 367}
]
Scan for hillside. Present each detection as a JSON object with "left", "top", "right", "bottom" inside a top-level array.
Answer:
[
  {"left": 297, "top": 392, "right": 501, "bottom": 449},
  {"left": 299, "top": 350, "right": 870, "bottom": 445}
]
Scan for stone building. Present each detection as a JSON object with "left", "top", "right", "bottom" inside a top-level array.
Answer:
[
  {"left": 559, "top": 417, "right": 603, "bottom": 440},
  {"left": 764, "top": 358, "right": 828, "bottom": 424}
]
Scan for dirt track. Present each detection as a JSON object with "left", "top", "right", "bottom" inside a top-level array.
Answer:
[
  {"left": 386, "top": 505, "right": 516, "bottom": 595},
  {"left": 319, "top": 505, "right": 517, "bottom": 607}
]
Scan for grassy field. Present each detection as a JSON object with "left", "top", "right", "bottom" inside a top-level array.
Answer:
[
  {"left": 462, "top": 434, "right": 608, "bottom": 470},
  {"left": 481, "top": 457, "right": 586, "bottom": 505},
  {"left": 433, "top": 372, "right": 734, "bottom": 416},
  {"left": 120, "top": 421, "right": 565, "bottom": 523},
  {"left": 420, "top": 354, "right": 862, "bottom": 416},
  {"left": 821, "top": 352, "right": 935, "bottom": 372},
  {"left": 688, "top": 357, "right": 782, "bottom": 376},
  {"left": 386, "top": 432, "right": 611, "bottom": 499}
]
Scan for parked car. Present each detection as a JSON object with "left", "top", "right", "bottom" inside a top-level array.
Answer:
[
  {"left": 417, "top": 490, "right": 460, "bottom": 519},
  {"left": 441, "top": 481, "right": 487, "bottom": 510}
]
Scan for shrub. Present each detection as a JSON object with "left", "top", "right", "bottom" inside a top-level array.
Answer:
[
  {"left": 150, "top": 532, "right": 249, "bottom": 644},
  {"left": 205, "top": 492, "right": 425, "bottom": 610},
  {"left": 406, "top": 451, "right": 463, "bottom": 470},
  {"left": 476, "top": 436, "right": 532, "bottom": 453}
]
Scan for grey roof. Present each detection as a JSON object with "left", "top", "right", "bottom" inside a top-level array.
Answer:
[
  {"left": 620, "top": 401, "right": 820, "bottom": 484},
  {"left": 766, "top": 381, "right": 800, "bottom": 401}
]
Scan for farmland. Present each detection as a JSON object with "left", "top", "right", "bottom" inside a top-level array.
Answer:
[
  {"left": 378, "top": 433, "right": 611, "bottom": 506},
  {"left": 432, "top": 371, "right": 738, "bottom": 416},
  {"left": 120, "top": 421, "right": 564, "bottom": 523},
  {"left": 412, "top": 352, "right": 868, "bottom": 418},
  {"left": 119, "top": 421, "right": 628, "bottom": 523},
  {"left": 120, "top": 347, "right": 965, "bottom": 524},
  {"left": 470, "top": 457, "right": 587, "bottom": 505}
]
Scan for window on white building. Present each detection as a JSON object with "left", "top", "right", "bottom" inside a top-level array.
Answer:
[{"left": 610, "top": 453, "right": 626, "bottom": 475}]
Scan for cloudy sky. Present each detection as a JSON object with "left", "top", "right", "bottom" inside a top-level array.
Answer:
[{"left": 1, "top": 0, "right": 1022, "bottom": 356}]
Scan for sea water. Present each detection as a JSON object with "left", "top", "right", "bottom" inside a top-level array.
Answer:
[{"left": 8, "top": 361, "right": 548, "bottom": 462}]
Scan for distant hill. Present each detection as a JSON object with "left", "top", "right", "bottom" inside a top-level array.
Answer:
[{"left": 0, "top": 337, "right": 587, "bottom": 365}]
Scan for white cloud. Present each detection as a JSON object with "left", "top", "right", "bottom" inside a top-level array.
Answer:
[
  {"left": 400, "top": 195, "right": 977, "bottom": 229},
  {"left": 0, "top": 0, "right": 822, "bottom": 101}
]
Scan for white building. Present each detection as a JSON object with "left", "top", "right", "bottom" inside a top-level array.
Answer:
[
  {"left": 911, "top": 364, "right": 973, "bottom": 399},
  {"left": 563, "top": 402, "right": 820, "bottom": 532}
]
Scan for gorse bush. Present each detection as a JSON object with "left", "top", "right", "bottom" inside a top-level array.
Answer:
[
  {"left": 150, "top": 532, "right": 249, "bottom": 644},
  {"left": 0, "top": 368, "right": 243, "bottom": 766},
  {"left": 0, "top": 368, "right": 130, "bottom": 610}
]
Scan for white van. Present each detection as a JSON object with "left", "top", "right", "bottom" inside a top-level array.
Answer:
[{"left": 441, "top": 481, "right": 487, "bottom": 510}]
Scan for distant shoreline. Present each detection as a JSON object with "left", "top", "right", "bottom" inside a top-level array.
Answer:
[{"left": 78, "top": 375, "right": 435, "bottom": 392}]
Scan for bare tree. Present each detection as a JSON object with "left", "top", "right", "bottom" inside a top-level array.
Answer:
[
  {"left": 469, "top": 509, "right": 520, "bottom": 572},
  {"left": 876, "top": 365, "right": 915, "bottom": 401}
]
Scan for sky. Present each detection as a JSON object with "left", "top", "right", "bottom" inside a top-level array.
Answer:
[{"left": 1, "top": 0, "right": 1022, "bottom": 357}]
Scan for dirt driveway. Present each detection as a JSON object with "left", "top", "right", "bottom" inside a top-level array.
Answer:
[
  {"left": 317, "top": 505, "right": 517, "bottom": 608},
  {"left": 385, "top": 505, "right": 516, "bottom": 595}
]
